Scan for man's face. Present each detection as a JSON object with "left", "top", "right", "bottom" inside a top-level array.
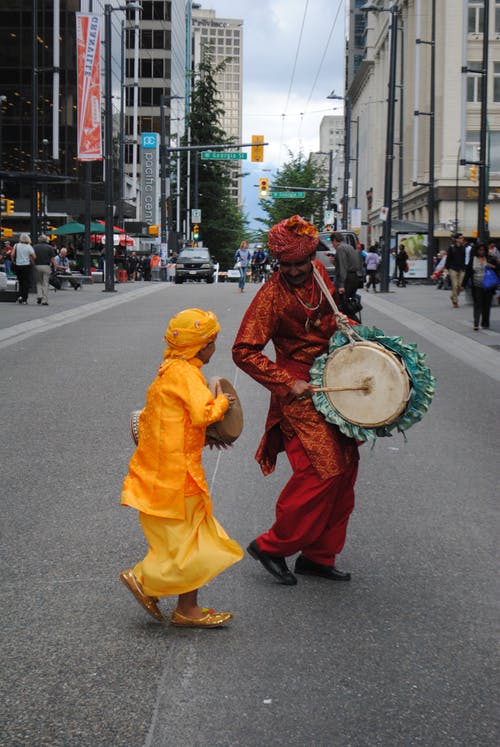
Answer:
[
  {"left": 456, "top": 235, "right": 465, "bottom": 245},
  {"left": 279, "top": 255, "right": 314, "bottom": 286}
]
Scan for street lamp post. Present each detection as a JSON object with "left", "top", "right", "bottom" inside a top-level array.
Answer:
[
  {"left": 104, "top": 1, "right": 141, "bottom": 292},
  {"left": 361, "top": 2, "right": 400, "bottom": 292},
  {"left": 0, "top": 95, "right": 6, "bottom": 240}
]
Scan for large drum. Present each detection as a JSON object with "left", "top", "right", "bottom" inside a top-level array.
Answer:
[
  {"left": 320, "top": 340, "right": 410, "bottom": 428},
  {"left": 129, "top": 376, "right": 243, "bottom": 447}
]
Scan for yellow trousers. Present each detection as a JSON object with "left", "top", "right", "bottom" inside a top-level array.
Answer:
[{"left": 133, "top": 492, "right": 243, "bottom": 597}]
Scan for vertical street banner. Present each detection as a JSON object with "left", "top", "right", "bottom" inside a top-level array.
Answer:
[
  {"left": 76, "top": 13, "right": 102, "bottom": 161},
  {"left": 141, "top": 133, "right": 159, "bottom": 227}
]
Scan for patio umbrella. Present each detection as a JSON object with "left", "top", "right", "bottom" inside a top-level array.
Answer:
[
  {"left": 53, "top": 221, "right": 85, "bottom": 235},
  {"left": 89, "top": 221, "right": 106, "bottom": 233},
  {"left": 95, "top": 219, "right": 125, "bottom": 233}
]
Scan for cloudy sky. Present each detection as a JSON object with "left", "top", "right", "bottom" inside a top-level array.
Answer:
[{"left": 205, "top": 0, "right": 348, "bottom": 227}]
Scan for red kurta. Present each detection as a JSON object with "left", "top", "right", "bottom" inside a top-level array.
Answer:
[{"left": 232, "top": 261, "right": 359, "bottom": 479}]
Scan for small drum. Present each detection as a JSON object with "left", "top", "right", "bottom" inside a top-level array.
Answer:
[
  {"left": 129, "top": 377, "right": 243, "bottom": 447},
  {"left": 206, "top": 376, "right": 243, "bottom": 444},
  {"left": 321, "top": 341, "right": 410, "bottom": 428}
]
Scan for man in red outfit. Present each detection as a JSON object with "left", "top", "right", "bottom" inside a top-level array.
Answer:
[{"left": 232, "top": 215, "right": 359, "bottom": 585}]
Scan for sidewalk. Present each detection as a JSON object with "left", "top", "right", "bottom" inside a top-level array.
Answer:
[{"left": 360, "top": 280, "right": 500, "bottom": 351}]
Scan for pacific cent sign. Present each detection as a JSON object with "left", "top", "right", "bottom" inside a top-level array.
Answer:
[{"left": 141, "top": 132, "right": 159, "bottom": 226}]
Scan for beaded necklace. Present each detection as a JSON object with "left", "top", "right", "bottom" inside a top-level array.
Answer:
[{"left": 283, "top": 274, "right": 324, "bottom": 332}]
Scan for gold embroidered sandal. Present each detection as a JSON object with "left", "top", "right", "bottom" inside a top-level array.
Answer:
[
  {"left": 170, "top": 607, "right": 233, "bottom": 628},
  {"left": 119, "top": 568, "right": 165, "bottom": 622}
]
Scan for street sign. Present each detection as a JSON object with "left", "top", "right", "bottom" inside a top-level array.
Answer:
[
  {"left": 191, "top": 209, "right": 201, "bottom": 223},
  {"left": 200, "top": 151, "right": 247, "bottom": 160},
  {"left": 270, "top": 191, "right": 305, "bottom": 199},
  {"left": 323, "top": 209, "right": 334, "bottom": 225}
]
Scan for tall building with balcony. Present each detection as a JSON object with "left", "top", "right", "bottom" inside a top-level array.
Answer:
[{"left": 191, "top": 5, "right": 243, "bottom": 204}]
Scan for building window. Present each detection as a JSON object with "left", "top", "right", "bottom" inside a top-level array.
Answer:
[
  {"left": 467, "top": 61, "right": 482, "bottom": 102},
  {"left": 468, "top": 1, "right": 484, "bottom": 33},
  {"left": 496, "top": 1, "right": 500, "bottom": 34},
  {"left": 494, "top": 62, "right": 500, "bottom": 102},
  {"left": 465, "top": 131, "right": 480, "bottom": 164},
  {"left": 490, "top": 131, "right": 500, "bottom": 172}
]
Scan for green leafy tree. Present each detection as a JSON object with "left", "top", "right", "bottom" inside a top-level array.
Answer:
[
  {"left": 181, "top": 51, "right": 248, "bottom": 267},
  {"left": 256, "top": 151, "right": 328, "bottom": 243}
]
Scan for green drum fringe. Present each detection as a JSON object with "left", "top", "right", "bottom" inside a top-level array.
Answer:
[{"left": 310, "top": 324, "right": 437, "bottom": 442}]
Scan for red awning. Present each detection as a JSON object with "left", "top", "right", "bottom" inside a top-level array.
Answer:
[{"left": 96, "top": 219, "right": 125, "bottom": 233}]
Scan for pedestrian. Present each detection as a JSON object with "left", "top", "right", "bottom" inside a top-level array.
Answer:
[
  {"left": 464, "top": 242, "right": 499, "bottom": 330},
  {"left": 11, "top": 233, "right": 35, "bottom": 304},
  {"left": 55, "top": 247, "right": 81, "bottom": 289},
  {"left": 232, "top": 215, "right": 359, "bottom": 586},
  {"left": 33, "top": 234, "right": 55, "bottom": 305},
  {"left": 127, "top": 250, "right": 139, "bottom": 281},
  {"left": 445, "top": 232, "right": 466, "bottom": 307},
  {"left": 120, "top": 308, "right": 243, "bottom": 627},
  {"left": 330, "top": 231, "right": 365, "bottom": 304},
  {"left": 234, "top": 240, "right": 251, "bottom": 293},
  {"left": 365, "top": 245, "right": 380, "bottom": 292},
  {"left": 396, "top": 243, "right": 409, "bottom": 287},
  {"left": 2, "top": 240, "right": 14, "bottom": 275},
  {"left": 141, "top": 253, "right": 151, "bottom": 281}
]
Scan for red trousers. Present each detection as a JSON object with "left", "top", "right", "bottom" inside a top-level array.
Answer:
[{"left": 257, "top": 435, "right": 358, "bottom": 566}]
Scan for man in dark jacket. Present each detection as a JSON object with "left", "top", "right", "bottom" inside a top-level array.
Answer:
[
  {"left": 331, "top": 232, "right": 364, "bottom": 300},
  {"left": 33, "top": 234, "right": 55, "bottom": 305},
  {"left": 445, "top": 232, "right": 466, "bottom": 308}
]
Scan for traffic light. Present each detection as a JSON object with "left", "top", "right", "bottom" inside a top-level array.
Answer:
[
  {"left": 148, "top": 224, "right": 159, "bottom": 236},
  {"left": 5, "top": 198, "right": 14, "bottom": 214},
  {"left": 469, "top": 165, "right": 477, "bottom": 183},
  {"left": 251, "top": 135, "right": 264, "bottom": 162},
  {"left": 193, "top": 224, "right": 199, "bottom": 240},
  {"left": 484, "top": 204, "right": 490, "bottom": 224},
  {"left": 259, "top": 177, "right": 269, "bottom": 199},
  {"left": 0, "top": 227, "right": 13, "bottom": 238}
]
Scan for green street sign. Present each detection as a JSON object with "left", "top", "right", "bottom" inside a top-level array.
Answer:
[
  {"left": 200, "top": 151, "right": 247, "bottom": 160},
  {"left": 270, "top": 191, "right": 306, "bottom": 199}
]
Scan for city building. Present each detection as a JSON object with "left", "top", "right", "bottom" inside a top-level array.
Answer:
[
  {"left": 191, "top": 4, "right": 243, "bottom": 204},
  {"left": 346, "top": 0, "right": 499, "bottom": 261},
  {"left": 311, "top": 115, "right": 345, "bottom": 226}
]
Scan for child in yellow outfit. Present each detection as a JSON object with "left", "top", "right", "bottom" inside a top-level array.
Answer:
[{"left": 120, "top": 308, "right": 243, "bottom": 628}]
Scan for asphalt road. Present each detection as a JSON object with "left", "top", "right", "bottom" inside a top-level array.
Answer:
[{"left": 1, "top": 279, "right": 498, "bottom": 746}]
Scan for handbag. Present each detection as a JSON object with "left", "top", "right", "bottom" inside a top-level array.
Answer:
[
  {"left": 234, "top": 260, "right": 242, "bottom": 270},
  {"left": 482, "top": 266, "right": 499, "bottom": 290}
]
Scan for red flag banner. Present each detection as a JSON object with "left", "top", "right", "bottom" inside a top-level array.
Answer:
[{"left": 76, "top": 13, "right": 102, "bottom": 161}]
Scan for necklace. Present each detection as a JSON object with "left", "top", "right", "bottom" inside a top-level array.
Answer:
[{"left": 284, "top": 275, "right": 323, "bottom": 332}]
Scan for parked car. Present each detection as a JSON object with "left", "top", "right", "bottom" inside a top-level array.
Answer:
[
  {"left": 174, "top": 246, "right": 215, "bottom": 284},
  {"left": 315, "top": 230, "right": 359, "bottom": 279}
]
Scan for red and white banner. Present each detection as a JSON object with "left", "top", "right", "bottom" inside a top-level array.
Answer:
[{"left": 76, "top": 13, "right": 102, "bottom": 161}]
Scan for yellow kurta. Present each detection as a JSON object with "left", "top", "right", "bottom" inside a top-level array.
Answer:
[{"left": 121, "top": 357, "right": 243, "bottom": 597}]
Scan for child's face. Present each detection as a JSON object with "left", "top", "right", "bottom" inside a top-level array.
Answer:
[{"left": 196, "top": 337, "right": 217, "bottom": 364}]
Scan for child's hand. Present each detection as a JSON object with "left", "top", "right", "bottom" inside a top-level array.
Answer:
[{"left": 224, "top": 394, "right": 236, "bottom": 408}]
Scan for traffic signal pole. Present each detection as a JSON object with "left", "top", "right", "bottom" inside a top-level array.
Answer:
[{"left": 477, "top": 0, "right": 489, "bottom": 240}]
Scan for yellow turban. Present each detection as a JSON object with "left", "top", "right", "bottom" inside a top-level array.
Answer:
[{"left": 163, "top": 308, "right": 220, "bottom": 360}]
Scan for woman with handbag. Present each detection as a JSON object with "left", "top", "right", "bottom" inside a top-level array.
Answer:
[
  {"left": 464, "top": 242, "right": 499, "bottom": 330},
  {"left": 396, "top": 244, "right": 409, "bottom": 287},
  {"left": 234, "top": 240, "right": 251, "bottom": 293},
  {"left": 11, "top": 233, "right": 35, "bottom": 304}
]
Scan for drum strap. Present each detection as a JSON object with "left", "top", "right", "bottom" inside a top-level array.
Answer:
[{"left": 312, "top": 266, "right": 363, "bottom": 342}]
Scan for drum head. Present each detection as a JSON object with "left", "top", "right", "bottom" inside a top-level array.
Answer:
[
  {"left": 207, "top": 376, "right": 243, "bottom": 444},
  {"left": 323, "top": 341, "right": 410, "bottom": 427}
]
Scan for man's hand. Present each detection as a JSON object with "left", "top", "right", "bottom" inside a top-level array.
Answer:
[{"left": 290, "top": 379, "right": 314, "bottom": 400}]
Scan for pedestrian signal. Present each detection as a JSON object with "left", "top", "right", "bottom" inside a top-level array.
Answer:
[
  {"left": 469, "top": 165, "right": 477, "bottom": 183},
  {"left": 148, "top": 224, "right": 159, "bottom": 236},
  {"left": 259, "top": 177, "right": 269, "bottom": 199},
  {"left": 0, "top": 227, "right": 13, "bottom": 237},
  {"left": 251, "top": 135, "right": 264, "bottom": 163}
]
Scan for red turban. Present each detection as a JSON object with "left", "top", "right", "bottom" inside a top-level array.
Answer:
[{"left": 267, "top": 215, "right": 319, "bottom": 262}]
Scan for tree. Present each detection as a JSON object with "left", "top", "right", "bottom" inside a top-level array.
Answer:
[
  {"left": 256, "top": 151, "right": 328, "bottom": 242},
  {"left": 181, "top": 51, "right": 248, "bottom": 268}
]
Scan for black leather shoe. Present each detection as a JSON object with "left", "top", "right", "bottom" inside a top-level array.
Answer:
[
  {"left": 294, "top": 554, "right": 351, "bottom": 581},
  {"left": 247, "top": 540, "right": 297, "bottom": 585}
]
